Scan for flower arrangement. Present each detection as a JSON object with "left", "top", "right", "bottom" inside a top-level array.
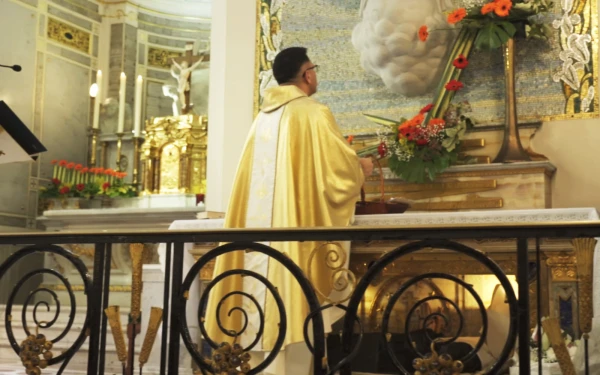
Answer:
[
  {"left": 40, "top": 160, "right": 136, "bottom": 200},
  {"left": 422, "top": 0, "right": 555, "bottom": 51},
  {"left": 363, "top": 100, "right": 472, "bottom": 183},
  {"left": 358, "top": 0, "right": 554, "bottom": 182},
  {"left": 529, "top": 323, "right": 579, "bottom": 364}
]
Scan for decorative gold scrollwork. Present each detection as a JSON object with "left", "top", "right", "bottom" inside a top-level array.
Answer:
[{"left": 307, "top": 242, "right": 357, "bottom": 305}]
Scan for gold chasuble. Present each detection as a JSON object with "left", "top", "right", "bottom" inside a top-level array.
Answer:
[{"left": 205, "top": 85, "right": 364, "bottom": 354}]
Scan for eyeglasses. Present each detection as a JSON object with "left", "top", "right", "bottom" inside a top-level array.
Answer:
[{"left": 303, "top": 64, "right": 319, "bottom": 76}]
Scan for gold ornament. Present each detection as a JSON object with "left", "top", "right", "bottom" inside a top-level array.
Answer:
[
  {"left": 19, "top": 332, "right": 54, "bottom": 375},
  {"left": 208, "top": 340, "right": 252, "bottom": 374},
  {"left": 411, "top": 340, "right": 462, "bottom": 375}
]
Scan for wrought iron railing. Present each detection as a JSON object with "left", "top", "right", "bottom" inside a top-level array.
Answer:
[{"left": 0, "top": 221, "right": 598, "bottom": 375}]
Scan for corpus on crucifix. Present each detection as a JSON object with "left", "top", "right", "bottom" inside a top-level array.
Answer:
[{"left": 170, "top": 42, "right": 210, "bottom": 114}]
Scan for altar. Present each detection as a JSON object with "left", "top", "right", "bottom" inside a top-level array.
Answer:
[{"left": 153, "top": 207, "right": 600, "bottom": 374}]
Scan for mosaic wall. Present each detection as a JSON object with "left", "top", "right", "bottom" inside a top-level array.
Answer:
[{"left": 255, "top": 0, "right": 599, "bottom": 135}]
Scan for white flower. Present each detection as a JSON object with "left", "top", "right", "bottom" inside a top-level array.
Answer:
[{"left": 545, "top": 347, "right": 557, "bottom": 363}]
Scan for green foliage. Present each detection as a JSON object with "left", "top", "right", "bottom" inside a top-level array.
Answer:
[
  {"left": 105, "top": 179, "right": 137, "bottom": 198},
  {"left": 474, "top": 21, "right": 517, "bottom": 50},
  {"left": 387, "top": 145, "right": 458, "bottom": 183}
]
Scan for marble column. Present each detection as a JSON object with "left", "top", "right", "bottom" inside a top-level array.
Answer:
[{"left": 206, "top": 0, "right": 257, "bottom": 212}]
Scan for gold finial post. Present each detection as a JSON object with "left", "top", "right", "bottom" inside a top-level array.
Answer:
[
  {"left": 105, "top": 306, "right": 128, "bottom": 364},
  {"left": 139, "top": 307, "right": 163, "bottom": 369},
  {"left": 541, "top": 317, "right": 576, "bottom": 375},
  {"left": 127, "top": 243, "right": 144, "bottom": 375}
]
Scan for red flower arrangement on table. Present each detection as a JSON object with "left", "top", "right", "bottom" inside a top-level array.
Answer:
[
  {"left": 40, "top": 160, "right": 136, "bottom": 199},
  {"left": 358, "top": 0, "right": 553, "bottom": 183}
]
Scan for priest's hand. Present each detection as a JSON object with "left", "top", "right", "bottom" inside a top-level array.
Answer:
[{"left": 359, "top": 157, "right": 374, "bottom": 177}]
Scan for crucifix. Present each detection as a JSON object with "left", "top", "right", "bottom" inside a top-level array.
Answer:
[{"left": 171, "top": 42, "right": 210, "bottom": 115}]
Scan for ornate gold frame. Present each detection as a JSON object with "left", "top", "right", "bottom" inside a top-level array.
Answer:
[{"left": 141, "top": 115, "right": 208, "bottom": 195}]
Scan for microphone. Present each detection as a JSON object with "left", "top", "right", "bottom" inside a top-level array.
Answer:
[{"left": 0, "top": 64, "right": 22, "bottom": 72}]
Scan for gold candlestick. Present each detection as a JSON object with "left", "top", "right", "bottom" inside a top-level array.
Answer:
[
  {"left": 88, "top": 127, "right": 100, "bottom": 167},
  {"left": 105, "top": 306, "right": 128, "bottom": 364},
  {"left": 139, "top": 307, "right": 163, "bottom": 369},
  {"left": 116, "top": 132, "right": 125, "bottom": 171},
  {"left": 132, "top": 136, "right": 144, "bottom": 189},
  {"left": 100, "top": 141, "right": 109, "bottom": 169}
]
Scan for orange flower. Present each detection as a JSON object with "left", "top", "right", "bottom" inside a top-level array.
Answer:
[
  {"left": 447, "top": 8, "right": 467, "bottom": 24},
  {"left": 51, "top": 160, "right": 58, "bottom": 165},
  {"left": 66, "top": 162, "right": 75, "bottom": 169},
  {"left": 347, "top": 135, "right": 354, "bottom": 144},
  {"left": 59, "top": 160, "right": 68, "bottom": 167},
  {"left": 408, "top": 113, "right": 425, "bottom": 127},
  {"left": 418, "top": 25, "right": 429, "bottom": 42},
  {"left": 494, "top": 0, "right": 512, "bottom": 17},
  {"left": 81, "top": 167, "right": 89, "bottom": 173},
  {"left": 75, "top": 164, "right": 83, "bottom": 171},
  {"left": 481, "top": 2, "right": 496, "bottom": 15},
  {"left": 428, "top": 118, "right": 446, "bottom": 128}
]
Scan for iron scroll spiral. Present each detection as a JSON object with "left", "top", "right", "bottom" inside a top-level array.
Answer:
[
  {"left": 340, "top": 240, "right": 519, "bottom": 375},
  {"left": 178, "top": 242, "right": 326, "bottom": 375},
  {"left": 381, "top": 273, "right": 489, "bottom": 373},
  {"left": 0, "top": 244, "right": 92, "bottom": 373}
]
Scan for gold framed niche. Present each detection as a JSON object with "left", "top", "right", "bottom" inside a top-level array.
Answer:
[{"left": 141, "top": 114, "right": 208, "bottom": 195}]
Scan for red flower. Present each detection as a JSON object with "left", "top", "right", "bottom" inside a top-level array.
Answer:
[
  {"left": 377, "top": 142, "right": 387, "bottom": 158},
  {"left": 416, "top": 138, "right": 428, "bottom": 146},
  {"left": 347, "top": 135, "right": 354, "bottom": 144},
  {"left": 419, "top": 104, "right": 434, "bottom": 114},
  {"left": 51, "top": 160, "right": 58, "bottom": 165},
  {"left": 102, "top": 182, "right": 110, "bottom": 191},
  {"left": 453, "top": 54, "right": 469, "bottom": 69},
  {"left": 59, "top": 186, "right": 70, "bottom": 195},
  {"left": 445, "top": 80, "right": 464, "bottom": 91},
  {"left": 105, "top": 169, "right": 114, "bottom": 176},
  {"left": 97, "top": 167, "right": 104, "bottom": 174},
  {"left": 59, "top": 160, "right": 68, "bottom": 167},
  {"left": 51, "top": 178, "right": 61, "bottom": 186},
  {"left": 76, "top": 183, "right": 85, "bottom": 191},
  {"left": 418, "top": 25, "right": 429, "bottom": 42},
  {"left": 66, "top": 162, "right": 75, "bottom": 169},
  {"left": 81, "top": 167, "right": 89, "bottom": 174},
  {"left": 75, "top": 164, "right": 83, "bottom": 171}
]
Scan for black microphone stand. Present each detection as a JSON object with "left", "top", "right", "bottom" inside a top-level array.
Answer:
[{"left": 0, "top": 64, "right": 22, "bottom": 72}]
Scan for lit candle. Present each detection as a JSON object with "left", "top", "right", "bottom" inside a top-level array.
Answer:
[
  {"left": 117, "top": 72, "right": 126, "bottom": 134},
  {"left": 91, "top": 70, "right": 102, "bottom": 129},
  {"left": 133, "top": 75, "right": 143, "bottom": 137}
]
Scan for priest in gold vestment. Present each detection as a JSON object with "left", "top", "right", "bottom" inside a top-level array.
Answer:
[{"left": 206, "top": 47, "right": 373, "bottom": 374}]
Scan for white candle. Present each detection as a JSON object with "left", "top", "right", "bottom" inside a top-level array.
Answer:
[
  {"left": 91, "top": 70, "right": 102, "bottom": 129},
  {"left": 117, "top": 72, "right": 126, "bottom": 134},
  {"left": 133, "top": 75, "right": 143, "bottom": 137}
]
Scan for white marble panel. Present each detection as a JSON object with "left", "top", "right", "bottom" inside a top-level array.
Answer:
[
  {"left": 0, "top": 0, "right": 38, "bottom": 217},
  {"left": 41, "top": 56, "right": 90, "bottom": 179}
]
